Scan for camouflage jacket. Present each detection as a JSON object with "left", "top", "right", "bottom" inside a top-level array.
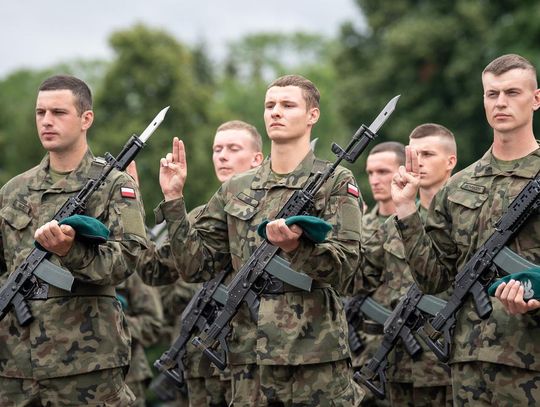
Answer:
[
  {"left": 117, "top": 272, "right": 163, "bottom": 383},
  {"left": 152, "top": 151, "right": 362, "bottom": 365},
  {"left": 360, "top": 204, "right": 451, "bottom": 386},
  {"left": 350, "top": 205, "right": 388, "bottom": 369},
  {"left": 398, "top": 146, "right": 540, "bottom": 371},
  {"left": 0, "top": 150, "right": 148, "bottom": 379}
]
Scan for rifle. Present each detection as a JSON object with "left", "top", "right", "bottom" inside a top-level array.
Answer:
[
  {"left": 417, "top": 172, "right": 540, "bottom": 362},
  {"left": 0, "top": 107, "right": 169, "bottom": 326},
  {"left": 192, "top": 95, "right": 400, "bottom": 371},
  {"left": 153, "top": 254, "right": 311, "bottom": 394}
]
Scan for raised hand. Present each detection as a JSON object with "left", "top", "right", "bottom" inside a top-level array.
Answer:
[
  {"left": 391, "top": 146, "right": 421, "bottom": 218},
  {"left": 160, "top": 137, "right": 187, "bottom": 201}
]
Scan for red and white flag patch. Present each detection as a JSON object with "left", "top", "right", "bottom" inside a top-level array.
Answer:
[
  {"left": 121, "top": 187, "right": 136, "bottom": 199},
  {"left": 347, "top": 183, "right": 359, "bottom": 198}
]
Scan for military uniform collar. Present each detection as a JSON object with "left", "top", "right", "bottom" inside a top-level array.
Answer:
[
  {"left": 472, "top": 143, "right": 540, "bottom": 179},
  {"left": 28, "top": 149, "right": 96, "bottom": 192},
  {"left": 251, "top": 150, "right": 317, "bottom": 190}
]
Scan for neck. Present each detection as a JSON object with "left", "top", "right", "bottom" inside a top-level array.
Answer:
[
  {"left": 49, "top": 146, "right": 88, "bottom": 173},
  {"left": 270, "top": 139, "right": 311, "bottom": 174},
  {"left": 377, "top": 199, "right": 396, "bottom": 216},
  {"left": 492, "top": 127, "right": 538, "bottom": 160},
  {"left": 419, "top": 177, "right": 449, "bottom": 210}
]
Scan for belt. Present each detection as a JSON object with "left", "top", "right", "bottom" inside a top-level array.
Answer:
[
  {"left": 29, "top": 282, "right": 116, "bottom": 300},
  {"left": 261, "top": 280, "right": 331, "bottom": 294}
]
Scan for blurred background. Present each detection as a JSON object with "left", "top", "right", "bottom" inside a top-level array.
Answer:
[{"left": 1, "top": 0, "right": 539, "bottom": 217}]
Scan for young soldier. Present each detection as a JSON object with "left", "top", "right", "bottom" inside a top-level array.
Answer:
[
  {"left": 392, "top": 54, "right": 540, "bottom": 405},
  {"left": 154, "top": 75, "right": 363, "bottom": 406},
  {"left": 351, "top": 142, "right": 404, "bottom": 407},
  {"left": 0, "top": 75, "right": 147, "bottom": 405},
  {"left": 357, "top": 126, "right": 456, "bottom": 406},
  {"left": 135, "top": 120, "right": 264, "bottom": 407}
]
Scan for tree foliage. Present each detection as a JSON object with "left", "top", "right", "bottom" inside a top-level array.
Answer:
[{"left": 334, "top": 0, "right": 540, "bottom": 204}]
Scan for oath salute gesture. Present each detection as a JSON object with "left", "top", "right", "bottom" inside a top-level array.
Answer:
[{"left": 392, "top": 54, "right": 540, "bottom": 405}]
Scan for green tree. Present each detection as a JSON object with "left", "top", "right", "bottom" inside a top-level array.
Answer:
[
  {"left": 335, "top": 0, "right": 540, "bottom": 205},
  {"left": 92, "top": 24, "right": 219, "bottom": 218}
]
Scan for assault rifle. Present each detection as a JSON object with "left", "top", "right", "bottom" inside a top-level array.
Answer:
[
  {"left": 418, "top": 173, "right": 540, "bottom": 362},
  {"left": 153, "top": 254, "right": 312, "bottom": 395},
  {"left": 344, "top": 296, "right": 365, "bottom": 356},
  {"left": 0, "top": 107, "right": 169, "bottom": 326},
  {"left": 192, "top": 95, "right": 400, "bottom": 370}
]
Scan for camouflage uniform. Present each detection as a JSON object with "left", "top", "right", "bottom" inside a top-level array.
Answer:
[
  {"left": 359, "top": 204, "right": 452, "bottom": 407},
  {"left": 139, "top": 205, "right": 231, "bottom": 407},
  {"left": 116, "top": 272, "right": 163, "bottom": 406},
  {"left": 0, "top": 150, "right": 148, "bottom": 406},
  {"left": 143, "top": 151, "right": 364, "bottom": 406},
  {"left": 397, "top": 147, "right": 540, "bottom": 406},
  {"left": 349, "top": 204, "right": 390, "bottom": 407}
]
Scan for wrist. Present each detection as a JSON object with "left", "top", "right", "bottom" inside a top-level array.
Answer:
[{"left": 395, "top": 201, "right": 417, "bottom": 219}]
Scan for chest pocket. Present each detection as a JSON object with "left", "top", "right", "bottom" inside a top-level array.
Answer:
[
  {"left": 0, "top": 202, "right": 32, "bottom": 231},
  {"left": 447, "top": 188, "right": 489, "bottom": 249},
  {"left": 224, "top": 195, "right": 263, "bottom": 261}
]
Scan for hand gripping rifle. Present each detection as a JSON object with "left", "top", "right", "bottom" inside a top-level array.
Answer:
[
  {"left": 192, "top": 95, "right": 400, "bottom": 371},
  {"left": 417, "top": 171, "right": 540, "bottom": 362},
  {"left": 0, "top": 107, "right": 169, "bottom": 326}
]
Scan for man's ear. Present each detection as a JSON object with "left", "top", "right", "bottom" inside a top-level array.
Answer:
[
  {"left": 307, "top": 107, "right": 320, "bottom": 126},
  {"left": 81, "top": 110, "right": 94, "bottom": 131},
  {"left": 252, "top": 152, "right": 264, "bottom": 168}
]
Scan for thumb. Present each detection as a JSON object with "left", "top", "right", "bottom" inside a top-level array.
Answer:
[
  {"left": 60, "top": 224, "right": 76, "bottom": 238},
  {"left": 289, "top": 224, "right": 303, "bottom": 236}
]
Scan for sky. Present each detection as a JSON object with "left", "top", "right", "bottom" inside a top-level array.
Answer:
[{"left": 1, "top": 0, "right": 364, "bottom": 79}]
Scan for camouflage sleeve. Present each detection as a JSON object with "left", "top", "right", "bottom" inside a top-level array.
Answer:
[
  {"left": 137, "top": 239, "right": 179, "bottom": 286},
  {"left": 354, "top": 222, "right": 386, "bottom": 295},
  {"left": 286, "top": 167, "right": 362, "bottom": 293},
  {"left": 122, "top": 273, "right": 164, "bottom": 347},
  {"left": 0, "top": 193, "right": 5, "bottom": 283},
  {"left": 397, "top": 186, "right": 459, "bottom": 293},
  {"left": 159, "top": 192, "right": 230, "bottom": 283},
  {"left": 59, "top": 172, "right": 148, "bottom": 286}
]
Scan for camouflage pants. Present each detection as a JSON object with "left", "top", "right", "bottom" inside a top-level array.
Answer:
[
  {"left": 452, "top": 361, "right": 540, "bottom": 406},
  {"left": 0, "top": 367, "right": 135, "bottom": 406},
  {"left": 230, "top": 360, "right": 363, "bottom": 407},
  {"left": 187, "top": 375, "right": 231, "bottom": 407},
  {"left": 387, "top": 382, "right": 452, "bottom": 407}
]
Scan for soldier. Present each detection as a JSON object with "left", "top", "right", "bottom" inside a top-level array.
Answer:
[
  {"left": 392, "top": 54, "right": 540, "bottom": 405},
  {"left": 0, "top": 75, "right": 147, "bottom": 405},
  {"left": 351, "top": 141, "right": 405, "bottom": 407},
  {"left": 361, "top": 126, "right": 456, "bottom": 406},
  {"left": 135, "top": 120, "right": 264, "bottom": 407},
  {"left": 152, "top": 74, "right": 364, "bottom": 406}
]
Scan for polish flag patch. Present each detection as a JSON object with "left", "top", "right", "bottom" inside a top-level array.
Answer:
[
  {"left": 347, "top": 183, "right": 359, "bottom": 198},
  {"left": 121, "top": 187, "right": 136, "bottom": 199}
]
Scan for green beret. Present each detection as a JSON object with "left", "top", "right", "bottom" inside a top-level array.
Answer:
[
  {"left": 59, "top": 214, "right": 110, "bottom": 244},
  {"left": 487, "top": 268, "right": 540, "bottom": 300},
  {"left": 257, "top": 215, "right": 332, "bottom": 244}
]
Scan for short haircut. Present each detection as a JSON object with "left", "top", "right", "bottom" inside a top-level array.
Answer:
[
  {"left": 369, "top": 141, "right": 406, "bottom": 166},
  {"left": 483, "top": 54, "right": 537, "bottom": 87},
  {"left": 409, "top": 123, "right": 457, "bottom": 155},
  {"left": 267, "top": 74, "right": 320, "bottom": 110},
  {"left": 216, "top": 120, "right": 263, "bottom": 152},
  {"left": 38, "top": 75, "right": 92, "bottom": 115}
]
